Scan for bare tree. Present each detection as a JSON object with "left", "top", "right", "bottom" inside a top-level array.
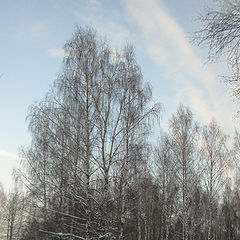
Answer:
[
  {"left": 200, "top": 119, "right": 229, "bottom": 240},
  {"left": 167, "top": 104, "right": 199, "bottom": 240},
  {"left": 0, "top": 180, "right": 27, "bottom": 240},
  {"left": 18, "top": 26, "right": 160, "bottom": 240},
  {"left": 154, "top": 136, "right": 178, "bottom": 240},
  {"left": 0, "top": 182, "right": 7, "bottom": 239},
  {"left": 116, "top": 45, "right": 160, "bottom": 240},
  {"left": 195, "top": 0, "right": 240, "bottom": 98}
]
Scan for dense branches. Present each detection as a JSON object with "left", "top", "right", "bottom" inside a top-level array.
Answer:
[
  {"left": 195, "top": 0, "right": 240, "bottom": 99},
  {"left": 16, "top": 26, "right": 159, "bottom": 240},
  {"left": 2, "top": 26, "right": 240, "bottom": 240}
]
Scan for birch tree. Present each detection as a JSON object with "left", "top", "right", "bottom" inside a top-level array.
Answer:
[
  {"left": 116, "top": 45, "right": 160, "bottom": 240},
  {"left": 200, "top": 119, "right": 229, "bottom": 240},
  {"left": 195, "top": 0, "right": 240, "bottom": 99},
  {"left": 0, "top": 182, "right": 7, "bottom": 239},
  {"left": 19, "top": 26, "right": 160, "bottom": 240},
  {"left": 155, "top": 136, "right": 178, "bottom": 240},
  {"left": 167, "top": 104, "right": 199, "bottom": 240}
]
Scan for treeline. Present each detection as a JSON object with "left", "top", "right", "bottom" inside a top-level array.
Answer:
[{"left": 1, "top": 27, "right": 240, "bottom": 240}]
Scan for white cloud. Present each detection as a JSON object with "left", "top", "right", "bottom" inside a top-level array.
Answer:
[
  {"left": 0, "top": 149, "right": 19, "bottom": 160},
  {"left": 47, "top": 47, "right": 65, "bottom": 57},
  {"left": 122, "top": 0, "right": 238, "bottom": 132}
]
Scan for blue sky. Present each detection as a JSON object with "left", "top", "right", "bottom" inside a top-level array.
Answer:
[{"left": 0, "top": 0, "right": 238, "bottom": 190}]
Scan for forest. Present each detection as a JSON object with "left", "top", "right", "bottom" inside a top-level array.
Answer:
[{"left": 1, "top": 1, "right": 240, "bottom": 239}]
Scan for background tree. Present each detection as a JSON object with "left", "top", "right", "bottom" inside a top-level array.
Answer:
[
  {"left": 0, "top": 182, "right": 7, "bottom": 239},
  {"left": 195, "top": 2, "right": 240, "bottom": 238},
  {"left": 0, "top": 179, "right": 27, "bottom": 240},
  {"left": 200, "top": 119, "right": 230, "bottom": 239},
  {"left": 154, "top": 135, "right": 178, "bottom": 240},
  {"left": 167, "top": 104, "right": 199, "bottom": 240}
]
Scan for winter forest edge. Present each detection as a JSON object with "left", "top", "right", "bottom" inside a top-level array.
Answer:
[{"left": 2, "top": 2, "right": 240, "bottom": 239}]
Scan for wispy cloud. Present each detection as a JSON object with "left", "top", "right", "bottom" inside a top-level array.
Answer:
[
  {"left": 71, "top": 1, "right": 131, "bottom": 49},
  {"left": 47, "top": 47, "right": 65, "bottom": 57},
  {"left": 15, "top": 20, "right": 49, "bottom": 40},
  {"left": 0, "top": 149, "right": 19, "bottom": 160},
  {"left": 88, "top": 0, "right": 102, "bottom": 10},
  {"left": 28, "top": 20, "right": 49, "bottom": 37},
  {"left": 122, "top": 0, "right": 238, "bottom": 132}
]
